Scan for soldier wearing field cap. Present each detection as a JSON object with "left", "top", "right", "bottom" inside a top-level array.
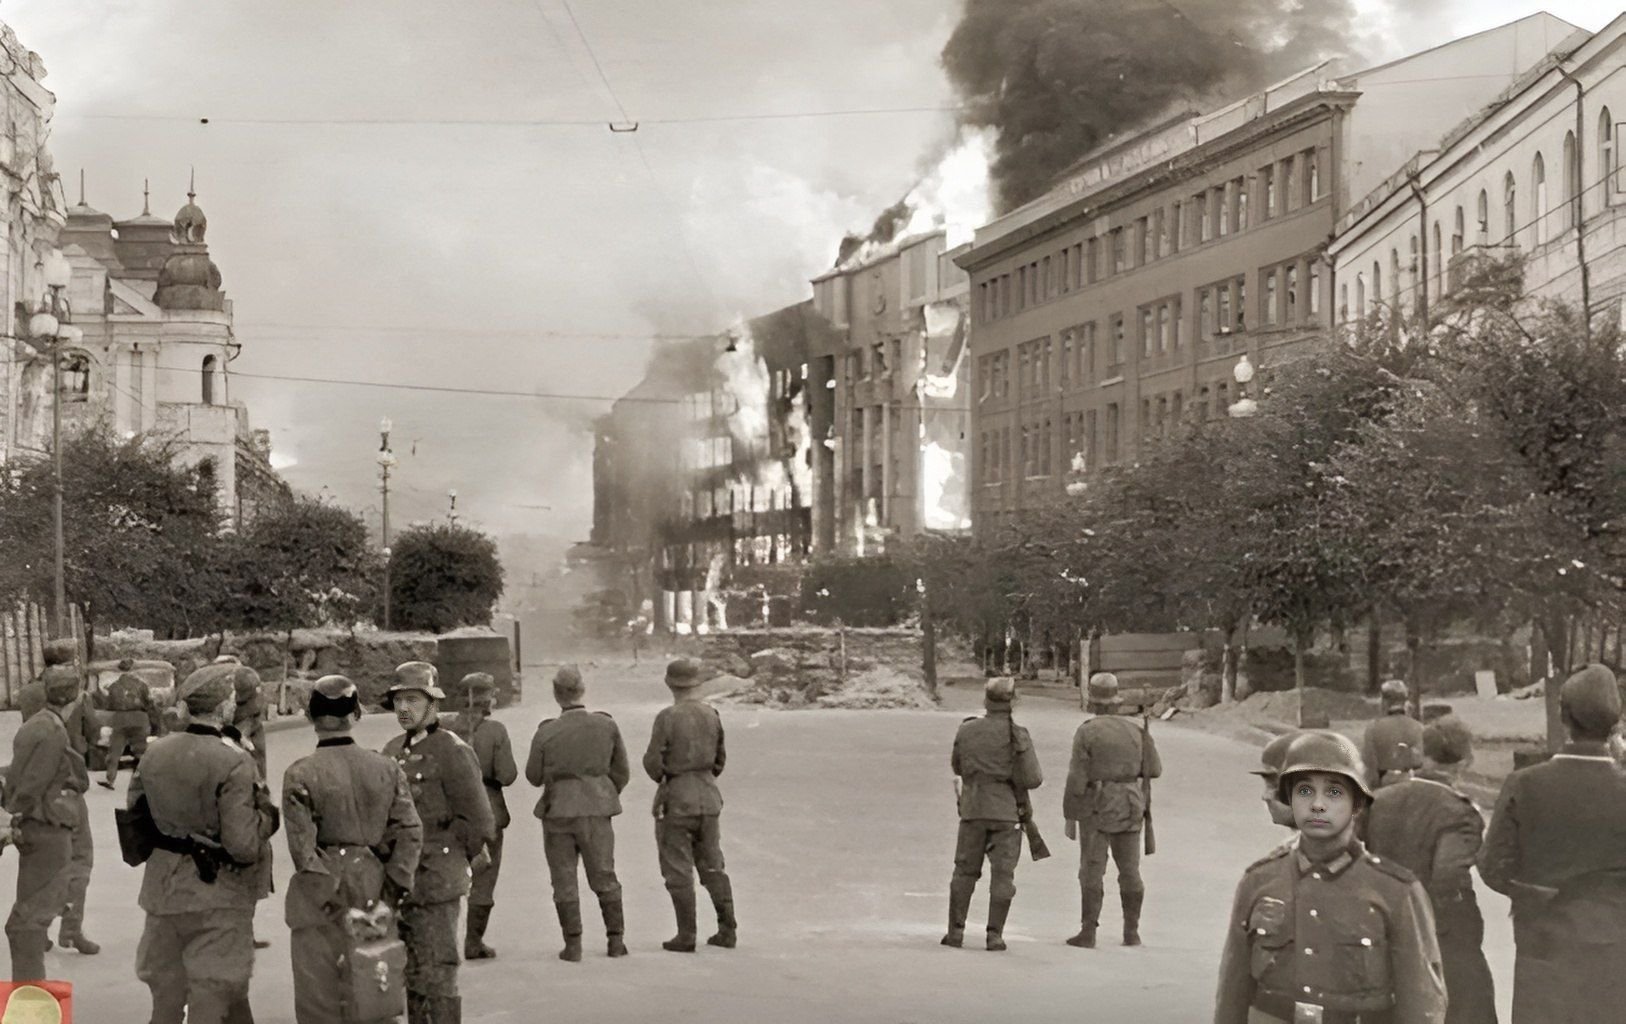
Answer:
[
  {"left": 1214, "top": 730, "right": 1446, "bottom": 1024},
  {"left": 1364, "top": 716, "right": 1496, "bottom": 1024},
  {"left": 527, "top": 664, "right": 630, "bottom": 961},
  {"left": 222, "top": 662, "right": 269, "bottom": 783},
  {"left": 129, "top": 663, "right": 280, "bottom": 1024},
  {"left": 4, "top": 665, "right": 86, "bottom": 979},
  {"left": 1362, "top": 680, "right": 1425, "bottom": 789},
  {"left": 444, "top": 671, "right": 517, "bottom": 961},
  {"left": 1480, "top": 663, "right": 1626, "bottom": 1023},
  {"left": 1064, "top": 672, "right": 1161, "bottom": 949},
  {"left": 944, "top": 676, "right": 1042, "bottom": 952},
  {"left": 381, "top": 661, "right": 493, "bottom": 1024},
  {"left": 644, "top": 658, "right": 736, "bottom": 953},
  {"left": 101, "top": 658, "right": 153, "bottom": 789},
  {"left": 283, "top": 675, "right": 423, "bottom": 1024}
]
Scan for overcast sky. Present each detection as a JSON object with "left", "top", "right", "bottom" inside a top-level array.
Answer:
[{"left": 2, "top": 0, "right": 1616, "bottom": 561}]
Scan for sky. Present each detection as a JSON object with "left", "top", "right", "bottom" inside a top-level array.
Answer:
[{"left": 1, "top": 0, "right": 1618, "bottom": 564}]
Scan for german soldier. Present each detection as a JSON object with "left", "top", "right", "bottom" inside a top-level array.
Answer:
[
  {"left": 381, "top": 661, "right": 494, "bottom": 1024},
  {"left": 283, "top": 675, "right": 423, "bottom": 1024},
  {"left": 1362, "top": 680, "right": 1425, "bottom": 789},
  {"left": 99, "top": 658, "right": 153, "bottom": 790},
  {"left": 526, "top": 665, "right": 630, "bottom": 961},
  {"left": 130, "top": 664, "right": 280, "bottom": 1024},
  {"left": 224, "top": 661, "right": 269, "bottom": 784},
  {"left": 4, "top": 665, "right": 85, "bottom": 979},
  {"left": 1479, "top": 663, "right": 1626, "bottom": 1023},
  {"left": 944, "top": 676, "right": 1042, "bottom": 952},
  {"left": 444, "top": 671, "right": 517, "bottom": 960},
  {"left": 1253, "top": 732, "right": 1301, "bottom": 832},
  {"left": 644, "top": 658, "right": 736, "bottom": 953},
  {"left": 1064, "top": 672, "right": 1161, "bottom": 948},
  {"left": 1214, "top": 731, "right": 1446, "bottom": 1024},
  {"left": 1366, "top": 716, "right": 1497, "bottom": 1023}
]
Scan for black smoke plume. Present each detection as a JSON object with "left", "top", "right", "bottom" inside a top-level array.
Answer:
[{"left": 943, "top": 0, "right": 1365, "bottom": 213}]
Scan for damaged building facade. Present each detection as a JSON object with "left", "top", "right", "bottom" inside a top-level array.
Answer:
[
  {"left": 808, "top": 228, "right": 972, "bottom": 555},
  {"left": 956, "top": 12, "right": 1582, "bottom": 531},
  {"left": 591, "top": 302, "right": 835, "bottom": 633}
]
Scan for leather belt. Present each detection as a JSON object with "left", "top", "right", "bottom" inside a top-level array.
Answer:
[{"left": 1252, "top": 993, "right": 1392, "bottom": 1024}]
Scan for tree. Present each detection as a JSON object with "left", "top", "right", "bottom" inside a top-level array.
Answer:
[
  {"left": 223, "top": 496, "right": 383, "bottom": 632},
  {"left": 386, "top": 523, "right": 506, "bottom": 633}
]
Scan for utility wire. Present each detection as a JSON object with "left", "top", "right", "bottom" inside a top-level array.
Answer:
[
  {"left": 559, "top": 0, "right": 634, "bottom": 126},
  {"left": 56, "top": 106, "right": 963, "bottom": 128}
]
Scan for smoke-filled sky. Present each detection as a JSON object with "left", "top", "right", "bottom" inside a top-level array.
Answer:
[{"left": 3, "top": 0, "right": 1613, "bottom": 562}]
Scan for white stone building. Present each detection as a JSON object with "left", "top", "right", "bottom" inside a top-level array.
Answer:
[{"left": 1329, "top": 14, "right": 1626, "bottom": 325}]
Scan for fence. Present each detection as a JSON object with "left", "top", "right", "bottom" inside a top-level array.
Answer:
[{"left": 0, "top": 602, "right": 85, "bottom": 710}]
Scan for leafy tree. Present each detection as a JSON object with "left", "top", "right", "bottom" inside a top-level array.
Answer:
[
  {"left": 386, "top": 523, "right": 506, "bottom": 633},
  {"left": 224, "top": 495, "right": 382, "bottom": 632}
]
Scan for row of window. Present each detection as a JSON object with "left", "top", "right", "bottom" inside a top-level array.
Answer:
[{"left": 977, "top": 146, "right": 1323, "bottom": 324}]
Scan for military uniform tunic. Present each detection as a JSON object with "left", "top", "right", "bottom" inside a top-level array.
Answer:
[
  {"left": 1214, "top": 840, "right": 1447, "bottom": 1024},
  {"left": 950, "top": 708, "right": 1042, "bottom": 901},
  {"left": 381, "top": 722, "right": 493, "bottom": 1006},
  {"left": 642, "top": 701, "right": 730, "bottom": 897},
  {"left": 527, "top": 706, "right": 629, "bottom": 902},
  {"left": 52, "top": 691, "right": 99, "bottom": 941},
  {"left": 4, "top": 706, "right": 81, "bottom": 979},
  {"left": 1366, "top": 773, "right": 1497, "bottom": 1024},
  {"left": 1065, "top": 713, "right": 1160, "bottom": 900},
  {"left": 1478, "top": 741, "right": 1626, "bottom": 1023},
  {"left": 283, "top": 736, "right": 423, "bottom": 1024},
  {"left": 445, "top": 711, "right": 517, "bottom": 908},
  {"left": 1362, "top": 714, "right": 1426, "bottom": 787},
  {"left": 104, "top": 671, "right": 154, "bottom": 782},
  {"left": 130, "top": 724, "right": 278, "bottom": 1024}
]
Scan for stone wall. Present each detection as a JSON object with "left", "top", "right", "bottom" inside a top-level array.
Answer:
[{"left": 676, "top": 627, "right": 924, "bottom": 678}]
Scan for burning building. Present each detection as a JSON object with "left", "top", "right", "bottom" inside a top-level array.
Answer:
[{"left": 590, "top": 301, "right": 838, "bottom": 633}]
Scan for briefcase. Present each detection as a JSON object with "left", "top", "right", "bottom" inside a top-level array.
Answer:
[{"left": 343, "top": 904, "right": 406, "bottom": 1022}]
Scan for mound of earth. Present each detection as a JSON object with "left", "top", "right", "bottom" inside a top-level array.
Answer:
[{"left": 711, "top": 666, "right": 937, "bottom": 710}]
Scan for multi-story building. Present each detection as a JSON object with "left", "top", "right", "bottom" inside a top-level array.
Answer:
[
  {"left": 956, "top": 12, "right": 1582, "bottom": 531},
  {"left": 591, "top": 301, "right": 835, "bottom": 633},
  {"left": 1330, "top": 14, "right": 1624, "bottom": 327},
  {"left": 808, "top": 229, "right": 971, "bottom": 555}
]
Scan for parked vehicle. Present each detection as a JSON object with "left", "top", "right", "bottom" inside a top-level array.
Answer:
[{"left": 84, "top": 659, "right": 175, "bottom": 772}]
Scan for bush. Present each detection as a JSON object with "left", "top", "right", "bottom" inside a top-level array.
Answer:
[
  {"left": 798, "top": 556, "right": 914, "bottom": 627},
  {"left": 386, "top": 524, "right": 505, "bottom": 632}
]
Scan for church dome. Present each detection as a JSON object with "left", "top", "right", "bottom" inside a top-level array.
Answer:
[{"left": 154, "top": 185, "right": 224, "bottom": 311}]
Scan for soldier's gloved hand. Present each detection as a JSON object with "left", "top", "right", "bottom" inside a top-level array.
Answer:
[
  {"left": 470, "top": 846, "right": 493, "bottom": 874},
  {"left": 1065, "top": 819, "right": 1078, "bottom": 841}
]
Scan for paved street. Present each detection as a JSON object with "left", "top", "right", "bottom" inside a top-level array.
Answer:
[{"left": 4, "top": 661, "right": 1515, "bottom": 1022}]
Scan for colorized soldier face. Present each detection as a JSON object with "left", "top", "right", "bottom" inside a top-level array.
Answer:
[
  {"left": 1287, "top": 771, "right": 1356, "bottom": 840},
  {"left": 393, "top": 690, "right": 436, "bottom": 732}
]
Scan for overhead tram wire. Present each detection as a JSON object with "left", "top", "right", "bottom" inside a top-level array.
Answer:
[{"left": 57, "top": 107, "right": 964, "bottom": 129}]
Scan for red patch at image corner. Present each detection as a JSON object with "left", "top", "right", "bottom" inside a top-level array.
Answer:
[{"left": 0, "top": 982, "right": 71, "bottom": 1023}]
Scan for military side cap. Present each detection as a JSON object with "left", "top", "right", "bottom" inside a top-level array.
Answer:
[
  {"left": 1423, "top": 716, "right": 1473, "bottom": 765},
  {"left": 1277, "top": 730, "right": 1374, "bottom": 802},
  {"left": 308, "top": 674, "right": 360, "bottom": 718},
  {"left": 41, "top": 664, "right": 81, "bottom": 702},
  {"left": 230, "top": 665, "right": 262, "bottom": 702},
  {"left": 1086, "top": 672, "right": 1121, "bottom": 705},
  {"left": 553, "top": 665, "right": 584, "bottom": 691},
  {"left": 178, "top": 663, "right": 238, "bottom": 712},
  {"left": 985, "top": 676, "right": 1016, "bottom": 703},
  {"left": 462, "top": 671, "right": 497, "bottom": 695},
  {"left": 1560, "top": 664, "right": 1622, "bottom": 734},
  {"left": 381, "top": 661, "right": 445, "bottom": 708},
  {"left": 1251, "top": 731, "right": 1300, "bottom": 777},
  {"left": 1379, "top": 679, "right": 1409, "bottom": 704},
  {"left": 665, "top": 658, "right": 702, "bottom": 689}
]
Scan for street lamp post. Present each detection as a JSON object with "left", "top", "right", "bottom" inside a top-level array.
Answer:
[
  {"left": 33, "top": 251, "right": 76, "bottom": 638},
  {"left": 1228, "top": 354, "right": 1259, "bottom": 419},
  {"left": 447, "top": 488, "right": 458, "bottom": 525},
  {"left": 378, "top": 418, "right": 397, "bottom": 630}
]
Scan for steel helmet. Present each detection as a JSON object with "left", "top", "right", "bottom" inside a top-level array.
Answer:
[
  {"left": 1251, "top": 731, "right": 1300, "bottom": 779},
  {"left": 380, "top": 661, "right": 446, "bottom": 708},
  {"left": 1276, "top": 730, "right": 1374, "bottom": 803}
]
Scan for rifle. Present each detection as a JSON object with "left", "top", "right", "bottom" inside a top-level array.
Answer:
[
  {"left": 1140, "top": 713, "right": 1156, "bottom": 857},
  {"left": 1008, "top": 715, "right": 1050, "bottom": 861}
]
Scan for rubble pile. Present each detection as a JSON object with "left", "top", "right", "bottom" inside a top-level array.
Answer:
[{"left": 707, "top": 645, "right": 936, "bottom": 710}]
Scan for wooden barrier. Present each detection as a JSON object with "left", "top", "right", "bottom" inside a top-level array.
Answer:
[{"left": 0, "top": 603, "right": 84, "bottom": 709}]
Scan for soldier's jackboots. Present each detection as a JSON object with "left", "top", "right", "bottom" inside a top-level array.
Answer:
[
  {"left": 464, "top": 904, "right": 496, "bottom": 960},
  {"left": 985, "top": 897, "right": 1012, "bottom": 952},
  {"left": 557, "top": 901, "right": 584, "bottom": 962},
  {"left": 704, "top": 876, "right": 737, "bottom": 948},
  {"left": 1066, "top": 889, "right": 1103, "bottom": 948},
  {"left": 600, "top": 895, "right": 628, "bottom": 957},
  {"left": 940, "top": 879, "right": 973, "bottom": 947},
  {"left": 430, "top": 996, "right": 462, "bottom": 1024},
  {"left": 57, "top": 920, "right": 100, "bottom": 955},
  {"left": 1122, "top": 890, "right": 1144, "bottom": 946},
  {"left": 662, "top": 889, "right": 697, "bottom": 953}
]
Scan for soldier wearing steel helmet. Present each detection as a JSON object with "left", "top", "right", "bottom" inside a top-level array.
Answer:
[
  {"left": 943, "top": 676, "right": 1042, "bottom": 952},
  {"left": 1362, "top": 680, "right": 1425, "bottom": 789},
  {"left": 644, "top": 658, "right": 736, "bottom": 953},
  {"left": 3, "top": 665, "right": 86, "bottom": 980},
  {"left": 443, "top": 671, "right": 517, "bottom": 961},
  {"left": 1214, "top": 730, "right": 1446, "bottom": 1024},
  {"left": 128, "top": 663, "right": 280, "bottom": 1024},
  {"left": 1064, "top": 672, "right": 1161, "bottom": 949},
  {"left": 1252, "top": 731, "right": 1302, "bottom": 832},
  {"left": 1366, "top": 716, "right": 1497, "bottom": 1024},
  {"left": 1479, "top": 663, "right": 1626, "bottom": 1023},
  {"left": 282, "top": 675, "right": 422, "bottom": 1024},
  {"left": 527, "top": 664, "right": 630, "bottom": 962},
  {"left": 380, "top": 661, "right": 493, "bottom": 1024}
]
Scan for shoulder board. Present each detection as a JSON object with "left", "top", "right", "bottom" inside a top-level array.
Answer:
[
  {"left": 1363, "top": 851, "right": 1419, "bottom": 884},
  {"left": 539, "top": 717, "right": 558, "bottom": 727},
  {"left": 1245, "top": 843, "right": 1295, "bottom": 873},
  {"left": 962, "top": 715, "right": 979, "bottom": 723},
  {"left": 443, "top": 731, "right": 471, "bottom": 749},
  {"left": 594, "top": 710, "right": 614, "bottom": 719}
]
